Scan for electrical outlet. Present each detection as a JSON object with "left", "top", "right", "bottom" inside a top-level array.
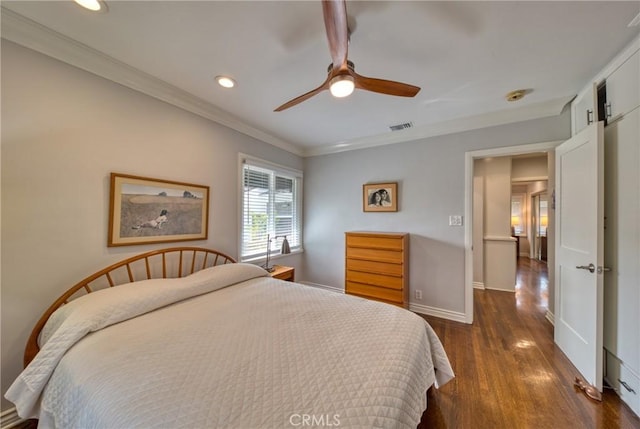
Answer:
[
  {"left": 449, "top": 215, "right": 463, "bottom": 226},
  {"left": 415, "top": 290, "right": 422, "bottom": 300}
]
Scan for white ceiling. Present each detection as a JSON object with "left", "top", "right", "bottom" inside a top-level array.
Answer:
[{"left": 2, "top": 1, "right": 639, "bottom": 156}]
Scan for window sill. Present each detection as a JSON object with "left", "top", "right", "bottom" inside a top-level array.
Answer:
[{"left": 241, "top": 248, "right": 304, "bottom": 265}]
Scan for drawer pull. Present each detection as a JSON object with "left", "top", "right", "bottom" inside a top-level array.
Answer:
[{"left": 618, "top": 379, "right": 637, "bottom": 394}]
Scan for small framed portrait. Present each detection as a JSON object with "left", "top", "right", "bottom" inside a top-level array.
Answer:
[{"left": 363, "top": 182, "right": 398, "bottom": 212}]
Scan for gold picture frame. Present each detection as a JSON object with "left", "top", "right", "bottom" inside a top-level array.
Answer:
[
  {"left": 108, "top": 173, "right": 209, "bottom": 246},
  {"left": 363, "top": 182, "right": 398, "bottom": 212}
]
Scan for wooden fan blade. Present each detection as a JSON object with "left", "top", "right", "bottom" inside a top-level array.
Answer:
[
  {"left": 322, "top": 0, "right": 349, "bottom": 71},
  {"left": 274, "top": 76, "right": 331, "bottom": 112},
  {"left": 353, "top": 72, "right": 421, "bottom": 97}
]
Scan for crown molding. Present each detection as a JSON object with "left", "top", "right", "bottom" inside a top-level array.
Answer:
[
  {"left": 1, "top": 7, "right": 304, "bottom": 157},
  {"left": 303, "top": 95, "right": 573, "bottom": 157}
]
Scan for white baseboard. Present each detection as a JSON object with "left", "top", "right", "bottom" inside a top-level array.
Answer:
[
  {"left": 409, "top": 303, "right": 467, "bottom": 323},
  {"left": 473, "top": 281, "right": 485, "bottom": 290},
  {"left": 299, "top": 282, "right": 467, "bottom": 323},
  {"left": 1, "top": 408, "right": 24, "bottom": 429},
  {"left": 545, "top": 310, "right": 555, "bottom": 326},
  {"left": 297, "top": 281, "right": 344, "bottom": 294}
]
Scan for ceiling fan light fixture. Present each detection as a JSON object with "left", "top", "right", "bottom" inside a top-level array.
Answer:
[
  {"left": 74, "top": 0, "right": 103, "bottom": 12},
  {"left": 216, "top": 76, "right": 236, "bottom": 89},
  {"left": 329, "top": 75, "right": 355, "bottom": 98}
]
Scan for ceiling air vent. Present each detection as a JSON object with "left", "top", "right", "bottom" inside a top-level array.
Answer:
[{"left": 389, "top": 122, "right": 413, "bottom": 132}]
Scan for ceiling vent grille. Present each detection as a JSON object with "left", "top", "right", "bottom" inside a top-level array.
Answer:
[{"left": 389, "top": 122, "right": 413, "bottom": 132}]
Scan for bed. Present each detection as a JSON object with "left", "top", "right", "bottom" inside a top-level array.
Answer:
[{"left": 6, "top": 247, "right": 454, "bottom": 428}]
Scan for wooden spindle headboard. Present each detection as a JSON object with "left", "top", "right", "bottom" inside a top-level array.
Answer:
[{"left": 24, "top": 247, "right": 236, "bottom": 366}]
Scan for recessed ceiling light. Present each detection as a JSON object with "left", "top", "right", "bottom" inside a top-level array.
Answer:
[
  {"left": 216, "top": 76, "right": 236, "bottom": 89},
  {"left": 74, "top": 0, "right": 104, "bottom": 12}
]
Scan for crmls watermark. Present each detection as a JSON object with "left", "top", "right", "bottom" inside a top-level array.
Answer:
[{"left": 289, "top": 413, "right": 341, "bottom": 427}]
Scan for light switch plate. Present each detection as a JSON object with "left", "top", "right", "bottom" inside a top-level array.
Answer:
[{"left": 449, "top": 215, "right": 463, "bottom": 226}]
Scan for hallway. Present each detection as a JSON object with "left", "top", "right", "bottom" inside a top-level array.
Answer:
[
  {"left": 419, "top": 258, "right": 640, "bottom": 428},
  {"left": 515, "top": 257, "right": 549, "bottom": 318}
]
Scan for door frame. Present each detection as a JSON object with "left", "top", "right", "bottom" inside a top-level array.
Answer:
[
  {"left": 530, "top": 191, "right": 549, "bottom": 261},
  {"left": 531, "top": 193, "right": 541, "bottom": 260},
  {"left": 464, "top": 140, "right": 562, "bottom": 324}
]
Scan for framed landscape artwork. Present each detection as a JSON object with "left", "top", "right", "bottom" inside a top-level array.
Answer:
[
  {"left": 363, "top": 182, "right": 398, "bottom": 212},
  {"left": 108, "top": 173, "right": 209, "bottom": 246}
]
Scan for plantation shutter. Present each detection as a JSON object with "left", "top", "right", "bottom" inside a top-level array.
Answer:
[{"left": 241, "top": 157, "right": 302, "bottom": 261}]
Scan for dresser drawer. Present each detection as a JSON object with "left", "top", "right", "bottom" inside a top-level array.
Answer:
[
  {"left": 346, "top": 258, "right": 403, "bottom": 276},
  {"left": 346, "top": 234, "right": 404, "bottom": 251},
  {"left": 346, "top": 281, "right": 403, "bottom": 304},
  {"left": 619, "top": 365, "right": 640, "bottom": 416},
  {"left": 346, "top": 247, "right": 403, "bottom": 264},
  {"left": 346, "top": 270, "right": 402, "bottom": 289},
  {"left": 605, "top": 350, "right": 640, "bottom": 416}
]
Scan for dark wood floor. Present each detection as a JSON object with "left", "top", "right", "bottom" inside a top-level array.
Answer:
[{"left": 419, "top": 258, "right": 640, "bottom": 429}]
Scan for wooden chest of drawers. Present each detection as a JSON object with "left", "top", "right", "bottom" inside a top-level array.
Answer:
[{"left": 345, "top": 231, "right": 409, "bottom": 308}]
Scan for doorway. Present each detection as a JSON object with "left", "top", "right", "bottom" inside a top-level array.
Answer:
[
  {"left": 464, "top": 140, "right": 561, "bottom": 324},
  {"left": 531, "top": 193, "right": 548, "bottom": 262}
]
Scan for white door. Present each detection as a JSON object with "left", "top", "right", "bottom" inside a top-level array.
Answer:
[{"left": 555, "top": 122, "right": 604, "bottom": 391}]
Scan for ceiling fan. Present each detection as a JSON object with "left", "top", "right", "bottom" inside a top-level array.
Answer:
[{"left": 274, "top": 0, "right": 421, "bottom": 112}]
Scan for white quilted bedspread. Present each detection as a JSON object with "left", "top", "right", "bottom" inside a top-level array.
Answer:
[{"left": 6, "top": 263, "right": 454, "bottom": 429}]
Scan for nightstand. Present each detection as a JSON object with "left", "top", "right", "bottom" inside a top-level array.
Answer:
[{"left": 269, "top": 265, "right": 295, "bottom": 282}]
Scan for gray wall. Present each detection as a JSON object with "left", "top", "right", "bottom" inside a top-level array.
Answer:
[
  {"left": 302, "top": 111, "right": 570, "bottom": 316},
  {"left": 0, "top": 41, "right": 303, "bottom": 410}
]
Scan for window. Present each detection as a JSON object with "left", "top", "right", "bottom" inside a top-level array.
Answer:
[{"left": 240, "top": 155, "right": 302, "bottom": 262}]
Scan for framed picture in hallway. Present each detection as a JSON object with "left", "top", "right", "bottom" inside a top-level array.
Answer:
[
  {"left": 108, "top": 173, "right": 209, "bottom": 246},
  {"left": 363, "top": 182, "right": 398, "bottom": 212}
]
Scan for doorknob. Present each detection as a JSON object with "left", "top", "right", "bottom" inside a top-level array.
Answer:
[{"left": 576, "top": 263, "right": 596, "bottom": 273}]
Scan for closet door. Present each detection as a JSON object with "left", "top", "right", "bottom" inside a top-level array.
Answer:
[
  {"left": 605, "top": 50, "right": 639, "bottom": 122},
  {"left": 572, "top": 83, "right": 597, "bottom": 135},
  {"left": 603, "top": 107, "right": 640, "bottom": 417},
  {"left": 604, "top": 108, "right": 640, "bottom": 373}
]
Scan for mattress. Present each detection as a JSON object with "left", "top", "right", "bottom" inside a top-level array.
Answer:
[{"left": 6, "top": 263, "right": 454, "bottom": 428}]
